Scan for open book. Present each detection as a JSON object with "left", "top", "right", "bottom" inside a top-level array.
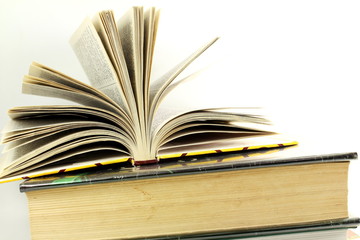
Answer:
[{"left": 0, "top": 7, "right": 297, "bottom": 183}]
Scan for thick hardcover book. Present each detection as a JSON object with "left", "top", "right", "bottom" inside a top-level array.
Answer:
[{"left": 20, "top": 146, "right": 358, "bottom": 240}]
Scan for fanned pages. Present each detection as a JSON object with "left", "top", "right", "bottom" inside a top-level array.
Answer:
[{"left": 0, "top": 7, "right": 297, "bottom": 183}]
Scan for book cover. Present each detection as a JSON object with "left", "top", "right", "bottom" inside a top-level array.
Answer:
[{"left": 22, "top": 144, "right": 357, "bottom": 239}]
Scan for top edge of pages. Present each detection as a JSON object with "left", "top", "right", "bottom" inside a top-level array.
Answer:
[{"left": 0, "top": 6, "right": 297, "bottom": 183}]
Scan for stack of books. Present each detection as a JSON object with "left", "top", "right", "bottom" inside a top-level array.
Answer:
[{"left": 0, "top": 6, "right": 358, "bottom": 240}]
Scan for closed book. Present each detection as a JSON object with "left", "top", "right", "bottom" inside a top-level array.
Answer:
[{"left": 20, "top": 145, "right": 357, "bottom": 239}]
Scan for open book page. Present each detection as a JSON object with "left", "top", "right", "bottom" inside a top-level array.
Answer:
[
  {"left": 143, "top": 8, "right": 160, "bottom": 130},
  {"left": 4, "top": 147, "right": 126, "bottom": 179},
  {"left": 117, "top": 7, "right": 154, "bottom": 159},
  {"left": 0, "top": 128, "right": 130, "bottom": 177},
  {"left": 148, "top": 37, "right": 219, "bottom": 123},
  {"left": 29, "top": 62, "right": 121, "bottom": 109},
  {"left": 9, "top": 105, "right": 134, "bottom": 136},
  {"left": 152, "top": 108, "right": 273, "bottom": 149},
  {"left": 92, "top": 11, "right": 139, "bottom": 123},
  {"left": 158, "top": 134, "right": 294, "bottom": 159},
  {"left": 1, "top": 117, "right": 86, "bottom": 143},
  {"left": 0, "top": 106, "right": 134, "bottom": 179},
  {"left": 26, "top": 63, "right": 133, "bottom": 128},
  {"left": 148, "top": 70, "right": 204, "bottom": 134},
  {"left": 70, "top": 17, "right": 129, "bottom": 113},
  {"left": 150, "top": 99, "right": 208, "bottom": 139},
  {"left": 160, "top": 133, "right": 268, "bottom": 151},
  {"left": 22, "top": 75, "right": 124, "bottom": 114},
  {"left": 2, "top": 120, "right": 130, "bottom": 153},
  {"left": 158, "top": 122, "right": 271, "bottom": 145},
  {"left": 3, "top": 106, "right": 135, "bottom": 165},
  {"left": 29, "top": 62, "right": 125, "bottom": 115},
  {"left": 117, "top": 7, "right": 144, "bottom": 114},
  {"left": 152, "top": 105, "right": 270, "bottom": 133},
  {"left": 148, "top": 105, "right": 275, "bottom": 158}
]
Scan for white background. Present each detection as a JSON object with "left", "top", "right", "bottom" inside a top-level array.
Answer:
[{"left": 0, "top": 0, "right": 360, "bottom": 239}]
